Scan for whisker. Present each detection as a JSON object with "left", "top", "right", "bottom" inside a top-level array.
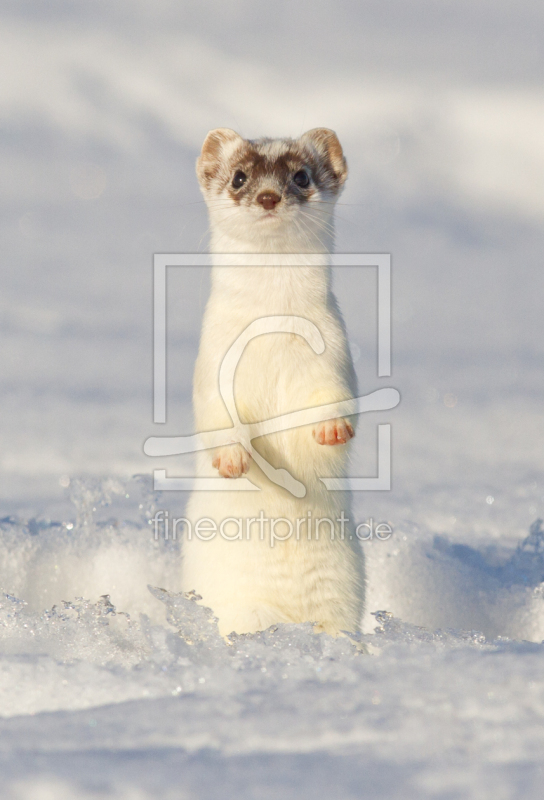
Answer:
[
  {"left": 298, "top": 210, "right": 336, "bottom": 237},
  {"left": 294, "top": 213, "right": 329, "bottom": 251},
  {"left": 305, "top": 207, "right": 357, "bottom": 229},
  {"left": 311, "top": 200, "right": 366, "bottom": 207}
]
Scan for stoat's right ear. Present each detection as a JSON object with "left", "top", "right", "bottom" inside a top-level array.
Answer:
[
  {"left": 196, "top": 128, "right": 244, "bottom": 189},
  {"left": 299, "top": 128, "right": 348, "bottom": 190}
]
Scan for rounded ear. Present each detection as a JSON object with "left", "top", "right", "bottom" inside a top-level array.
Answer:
[
  {"left": 299, "top": 128, "right": 348, "bottom": 188},
  {"left": 196, "top": 128, "right": 244, "bottom": 188}
]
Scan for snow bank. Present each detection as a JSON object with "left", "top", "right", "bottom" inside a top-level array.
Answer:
[
  {"left": 1, "top": 490, "right": 544, "bottom": 799},
  {"left": 1, "top": 478, "right": 544, "bottom": 727}
]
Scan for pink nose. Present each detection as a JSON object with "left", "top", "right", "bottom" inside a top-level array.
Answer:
[{"left": 256, "top": 191, "right": 281, "bottom": 210}]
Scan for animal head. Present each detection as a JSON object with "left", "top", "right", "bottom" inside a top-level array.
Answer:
[{"left": 196, "top": 128, "right": 348, "bottom": 251}]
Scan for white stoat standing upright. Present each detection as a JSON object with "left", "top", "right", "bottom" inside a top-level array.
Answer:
[{"left": 183, "top": 127, "right": 365, "bottom": 637}]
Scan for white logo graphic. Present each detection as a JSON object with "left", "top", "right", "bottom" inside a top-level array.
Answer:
[{"left": 144, "top": 254, "right": 399, "bottom": 494}]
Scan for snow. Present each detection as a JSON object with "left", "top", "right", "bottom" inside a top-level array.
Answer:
[
  {"left": 2, "top": 1, "right": 544, "bottom": 797},
  {"left": 2, "top": 484, "right": 544, "bottom": 798}
]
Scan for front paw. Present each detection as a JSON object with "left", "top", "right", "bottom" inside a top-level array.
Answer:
[
  {"left": 312, "top": 418, "right": 354, "bottom": 446},
  {"left": 212, "top": 443, "right": 251, "bottom": 478}
]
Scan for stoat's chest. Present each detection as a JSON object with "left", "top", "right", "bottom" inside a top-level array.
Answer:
[
  {"left": 200, "top": 265, "right": 343, "bottom": 422},
  {"left": 233, "top": 332, "right": 319, "bottom": 424}
]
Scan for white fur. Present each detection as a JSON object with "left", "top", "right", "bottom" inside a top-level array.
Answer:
[{"left": 183, "top": 131, "right": 365, "bottom": 637}]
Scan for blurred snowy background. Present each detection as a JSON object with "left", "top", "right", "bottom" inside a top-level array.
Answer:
[{"left": 2, "top": 1, "right": 544, "bottom": 797}]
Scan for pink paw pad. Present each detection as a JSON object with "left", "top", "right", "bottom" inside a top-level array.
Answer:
[
  {"left": 312, "top": 418, "right": 354, "bottom": 446},
  {"left": 212, "top": 444, "right": 251, "bottom": 478}
]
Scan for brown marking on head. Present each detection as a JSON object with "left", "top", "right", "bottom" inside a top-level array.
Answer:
[
  {"left": 196, "top": 128, "right": 348, "bottom": 207},
  {"left": 226, "top": 149, "right": 297, "bottom": 205}
]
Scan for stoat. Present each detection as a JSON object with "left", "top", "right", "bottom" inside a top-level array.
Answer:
[{"left": 183, "top": 128, "right": 365, "bottom": 637}]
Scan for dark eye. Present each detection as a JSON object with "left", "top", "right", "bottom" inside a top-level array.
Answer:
[
  {"left": 293, "top": 170, "right": 310, "bottom": 188},
  {"left": 232, "top": 171, "right": 247, "bottom": 189}
]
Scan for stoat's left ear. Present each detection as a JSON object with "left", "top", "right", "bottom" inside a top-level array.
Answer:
[
  {"left": 299, "top": 128, "right": 348, "bottom": 189},
  {"left": 196, "top": 128, "right": 244, "bottom": 189}
]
